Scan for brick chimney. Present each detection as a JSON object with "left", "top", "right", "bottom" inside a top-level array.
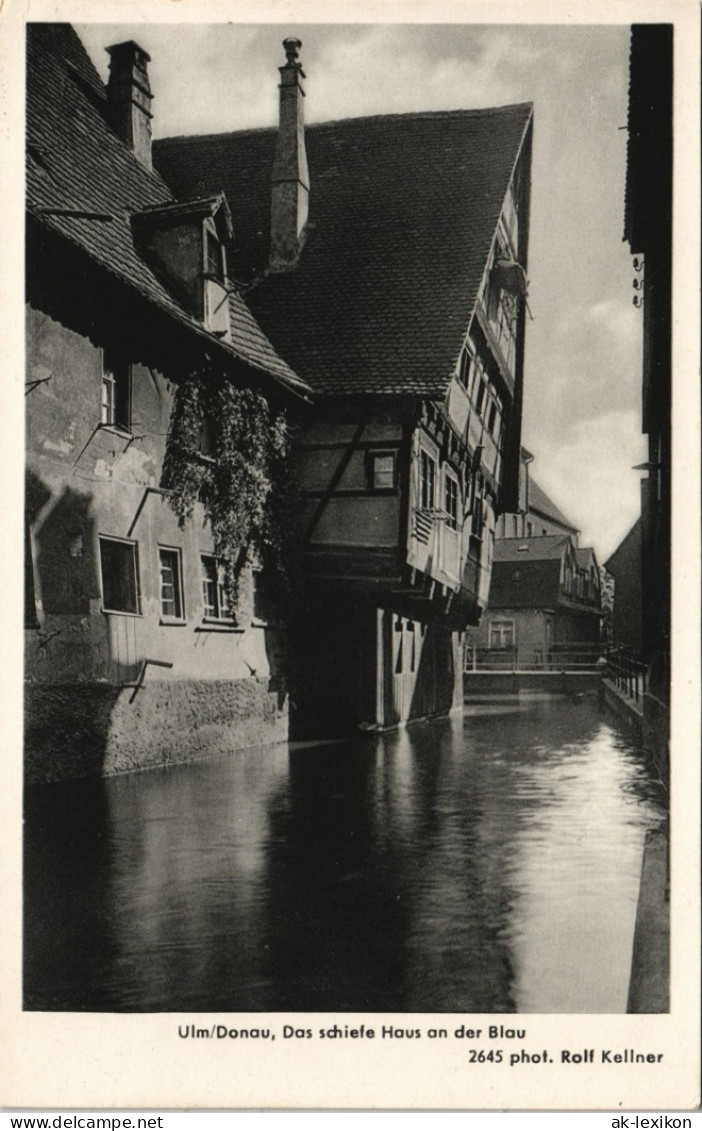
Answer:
[
  {"left": 270, "top": 37, "right": 309, "bottom": 272},
  {"left": 106, "top": 41, "right": 153, "bottom": 170}
]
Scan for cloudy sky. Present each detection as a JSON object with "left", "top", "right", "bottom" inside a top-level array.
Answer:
[{"left": 77, "top": 20, "right": 645, "bottom": 560}]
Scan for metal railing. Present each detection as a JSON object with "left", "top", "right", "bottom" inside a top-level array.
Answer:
[
  {"left": 464, "top": 641, "right": 605, "bottom": 673},
  {"left": 604, "top": 646, "right": 648, "bottom": 704}
]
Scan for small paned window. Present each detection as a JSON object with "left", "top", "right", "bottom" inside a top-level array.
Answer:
[
  {"left": 99, "top": 536, "right": 140, "bottom": 614},
  {"left": 201, "top": 555, "right": 232, "bottom": 621},
  {"left": 369, "top": 451, "right": 396, "bottom": 490},
  {"left": 489, "top": 619, "right": 515, "bottom": 649},
  {"left": 159, "top": 548, "right": 184, "bottom": 619},
  {"left": 419, "top": 450, "right": 437, "bottom": 510},
  {"left": 444, "top": 473, "right": 459, "bottom": 531},
  {"left": 101, "top": 348, "right": 131, "bottom": 431}
]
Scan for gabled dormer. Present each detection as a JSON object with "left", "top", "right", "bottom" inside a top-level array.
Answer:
[{"left": 131, "top": 195, "right": 234, "bottom": 340}]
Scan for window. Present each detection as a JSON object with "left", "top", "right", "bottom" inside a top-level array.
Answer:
[
  {"left": 475, "top": 376, "right": 488, "bottom": 416},
  {"left": 489, "top": 619, "right": 515, "bottom": 649},
  {"left": 205, "top": 228, "right": 225, "bottom": 283},
  {"left": 159, "top": 547, "right": 184, "bottom": 619},
  {"left": 99, "top": 536, "right": 140, "bottom": 614},
  {"left": 457, "top": 344, "right": 473, "bottom": 391},
  {"left": 198, "top": 416, "right": 215, "bottom": 459},
  {"left": 444, "top": 472, "right": 459, "bottom": 530},
  {"left": 526, "top": 521, "right": 533, "bottom": 536},
  {"left": 471, "top": 496, "right": 484, "bottom": 540},
  {"left": 101, "top": 348, "right": 131, "bottom": 431},
  {"left": 201, "top": 555, "right": 233, "bottom": 621},
  {"left": 252, "top": 569, "right": 274, "bottom": 623},
  {"left": 419, "top": 450, "right": 436, "bottom": 509},
  {"left": 368, "top": 451, "right": 396, "bottom": 490},
  {"left": 469, "top": 354, "right": 485, "bottom": 402}
]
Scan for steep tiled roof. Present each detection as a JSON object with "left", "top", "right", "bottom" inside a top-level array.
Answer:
[
  {"left": 26, "top": 24, "right": 307, "bottom": 395},
  {"left": 154, "top": 105, "right": 533, "bottom": 398},
  {"left": 488, "top": 555, "right": 561, "bottom": 609},
  {"left": 493, "top": 534, "right": 570, "bottom": 563},
  {"left": 527, "top": 477, "right": 578, "bottom": 532}
]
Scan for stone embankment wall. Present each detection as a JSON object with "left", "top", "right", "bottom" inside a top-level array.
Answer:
[{"left": 25, "top": 679, "right": 287, "bottom": 784}]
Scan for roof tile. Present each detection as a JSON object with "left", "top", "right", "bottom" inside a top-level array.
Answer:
[
  {"left": 27, "top": 24, "right": 307, "bottom": 395},
  {"left": 154, "top": 104, "right": 533, "bottom": 398}
]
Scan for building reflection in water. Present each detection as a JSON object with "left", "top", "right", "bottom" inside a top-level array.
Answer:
[{"left": 24, "top": 698, "right": 665, "bottom": 1012}]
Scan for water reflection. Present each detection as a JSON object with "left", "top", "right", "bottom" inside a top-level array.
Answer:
[{"left": 24, "top": 696, "right": 665, "bottom": 1012}]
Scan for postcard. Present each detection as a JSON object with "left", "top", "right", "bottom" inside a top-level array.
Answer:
[{"left": 1, "top": 0, "right": 699, "bottom": 1112}]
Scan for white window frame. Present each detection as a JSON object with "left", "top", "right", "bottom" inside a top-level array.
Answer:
[
  {"left": 489, "top": 618, "right": 515, "bottom": 649},
  {"left": 158, "top": 546, "right": 185, "bottom": 621},
  {"left": 201, "top": 554, "right": 233, "bottom": 622},
  {"left": 444, "top": 469, "right": 459, "bottom": 531}
]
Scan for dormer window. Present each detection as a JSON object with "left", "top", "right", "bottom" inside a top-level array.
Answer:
[{"left": 132, "top": 193, "right": 233, "bottom": 341}]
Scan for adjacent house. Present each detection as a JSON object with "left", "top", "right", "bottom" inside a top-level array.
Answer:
[
  {"left": 154, "top": 39, "right": 534, "bottom": 732},
  {"left": 25, "top": 25, "right": 310, "bottom": 781},
  {"left": 470, "top": 452, "right": 601, "bottom": 668},
  {"left": 469, "top": 534, "right": 601, "bottom": 670},
  {"left": 623, "top": 25, "right": 672, "bottom": 765},
  {"left": 603, "top": 518, "right": 643, "bottom": 657}
]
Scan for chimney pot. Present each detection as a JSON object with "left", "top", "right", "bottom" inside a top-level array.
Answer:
[
  {"left": 106, "top": 40, "right": 153, "bottom": 170},
  {"left": 282, "top": 37, "right": 303, "bottom": 66}
]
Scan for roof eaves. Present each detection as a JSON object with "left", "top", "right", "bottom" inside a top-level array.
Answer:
[{"left": 31, "top": 210, "right": 311, "bottom": 399}]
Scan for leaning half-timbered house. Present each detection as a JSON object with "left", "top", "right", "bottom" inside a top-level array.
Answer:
[{"left": 155, "top": 39, "right": 533, "bottom": 733}]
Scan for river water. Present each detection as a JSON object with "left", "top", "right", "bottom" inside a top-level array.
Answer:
[{"left": 24, "top": 695, "right": 666, "bottom": 1013}]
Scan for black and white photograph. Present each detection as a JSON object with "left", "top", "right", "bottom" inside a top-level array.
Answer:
[{"left": 4, "top": 0, "right": 700, "bottom": 1112}]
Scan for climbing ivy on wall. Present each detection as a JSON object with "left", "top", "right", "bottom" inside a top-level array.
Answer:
[{"left": 162, "top": 365, "right": 299, "bottom": 606}]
